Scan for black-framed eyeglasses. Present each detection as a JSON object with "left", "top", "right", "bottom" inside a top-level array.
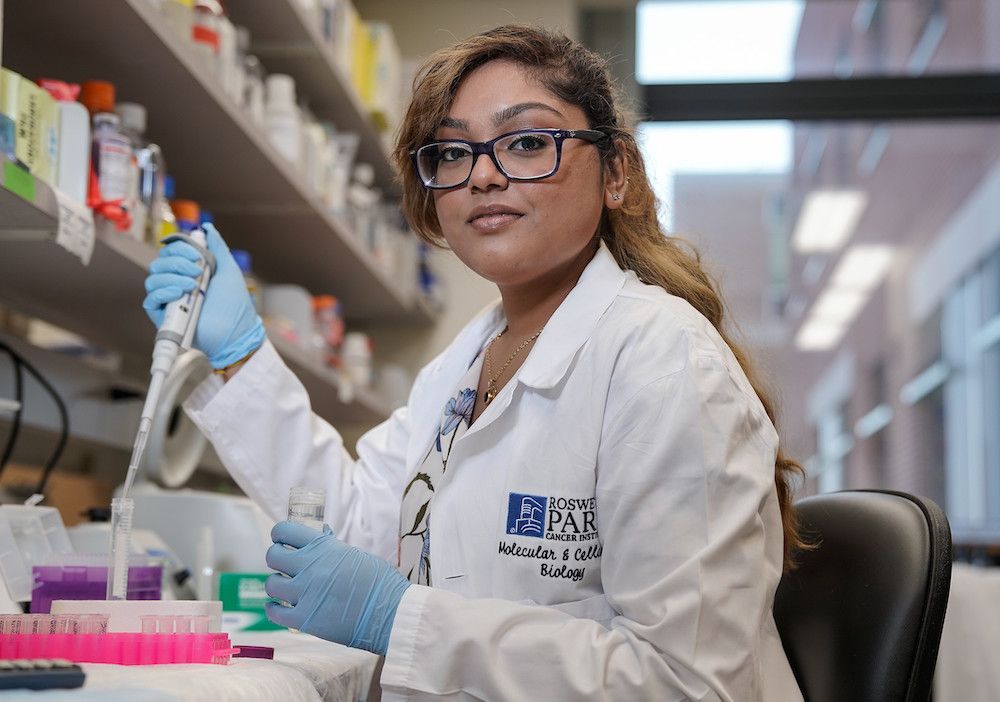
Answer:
[{"left": 411, "top": 128, "right": 608, "bottom": 190}]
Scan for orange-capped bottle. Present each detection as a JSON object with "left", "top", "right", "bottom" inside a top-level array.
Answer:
[
  {"left": 79, "top": 80, "right": 116, "bottom": 115},
  {"left": 171, "top": 199, "right": 201, "bottom": 232}
]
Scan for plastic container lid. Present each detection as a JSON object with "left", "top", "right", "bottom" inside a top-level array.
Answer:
[
  {"left": 79, "top": 80, "right": 116, "bottom": 115},
  {"left": 37, "top": 78, "right": 81, "bottom": 102},
  {"left": 312, "top": 295, "right": 337, "bottom": 311},
  {"left": 171, "top": 199, "right": 201, "bottom": 225},
  {"left": 116, "top": 102, "right": 147, "bottom": 134},
  {"left": 231, "top": 249, "right": 252, "bottom": 274}
]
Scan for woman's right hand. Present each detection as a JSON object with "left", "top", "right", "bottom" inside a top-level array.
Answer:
[{"left": 143, "top": 223, "right": 266, "bottom": 369}]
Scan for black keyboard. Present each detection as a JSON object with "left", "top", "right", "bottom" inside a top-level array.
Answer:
[{"left": 0, "top": 659, "right": 86, "bottom": 690}]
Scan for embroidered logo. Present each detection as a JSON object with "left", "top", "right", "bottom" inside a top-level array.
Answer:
[{"left": 506, "top": 493, "right": 547, "bottom": 537}]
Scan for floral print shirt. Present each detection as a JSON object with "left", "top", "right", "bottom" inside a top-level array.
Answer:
[{"left": 397, "top": 351, "right": 483, "bottom": 585}]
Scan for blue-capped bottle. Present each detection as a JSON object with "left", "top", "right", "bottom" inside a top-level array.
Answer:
[{"left": 231, "top": 248, "right": 262, "bottom": 313}]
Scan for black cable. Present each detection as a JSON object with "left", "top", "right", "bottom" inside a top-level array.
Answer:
[
  {"left": 0, "top": 348, "right": 24, "bottom": 478},
  {"left": 0, "top": 340, "right": 69, "bottom": 495}
]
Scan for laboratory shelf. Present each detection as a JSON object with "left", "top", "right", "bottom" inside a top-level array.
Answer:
[
  {"left": 0, "top": 216, "right": 393, "bottom": 424},
  {"left": 0, "top": 166, "right": 59, "bottom": 235},
  {"left": 269, "top": 333, "right": 393, "bottom": 426},
  {"left": 0, "top": 158, "right": 395, "bottom": 426},
  {"left": 226, "top": 0, "right": 398, "bottom": 195},
  {"left": 1, "top": 0, "right": 426, "bottom": 326},
  {"left": 0, "top": 224, "right": 157, "bottom": 358}
]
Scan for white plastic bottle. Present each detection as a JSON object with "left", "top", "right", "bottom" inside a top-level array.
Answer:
[
  {"left": 300, "top": 110, "right": 327, "bottom": 194},
  {"left": 91, "top": 113, "right": 134, "bottom": 210},
  {"left": 265, "top": 74, "right": 302, "bottom": 164},
  {"left": 191, "top": 0, "right": 222, "bottom": 77},
  {"left": 55, "top": 101, "right": 91, "bottom": 205},
  {"left": 341, "top": 332, "right": 373, "bottom": 388}
]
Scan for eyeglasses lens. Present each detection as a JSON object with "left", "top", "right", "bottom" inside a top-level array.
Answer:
[{"left": 417, "top": 132, "right": 558, "bottom": 187}]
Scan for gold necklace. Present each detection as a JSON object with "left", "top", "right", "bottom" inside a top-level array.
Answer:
[{"left": 483, "top": 326, "right": 544, "bottom": 405}]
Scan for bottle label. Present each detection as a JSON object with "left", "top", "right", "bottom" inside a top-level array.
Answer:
[{"left": 98, "top": 141, "right": 133, "bottom": 201}]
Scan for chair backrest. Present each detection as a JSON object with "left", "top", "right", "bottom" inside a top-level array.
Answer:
[{"left": 773, "top": 490, "right": 952, "bottom": 702}]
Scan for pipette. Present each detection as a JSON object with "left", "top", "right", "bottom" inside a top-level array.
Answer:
[{"left": 107, "top": 229, "right": 215, "bottom": 600}]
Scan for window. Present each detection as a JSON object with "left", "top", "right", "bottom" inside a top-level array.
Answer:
[
  {"left": 941, "top": 246, "right": 1000, "bottom": 539},
  {"left": 815, "top": 401, "right": 853, "bottom": 493}
]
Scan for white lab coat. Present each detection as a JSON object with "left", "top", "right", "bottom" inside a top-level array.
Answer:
[{"left": 185, "top": 243, "right": 804, "bottom": 701}]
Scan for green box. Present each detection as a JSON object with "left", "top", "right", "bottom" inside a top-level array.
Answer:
[
  {"left": 218, "top": 572, "right": 284, "bottom": 631},
  {"left": 3, "top": 161, "right": 35, "bottom": 202}
]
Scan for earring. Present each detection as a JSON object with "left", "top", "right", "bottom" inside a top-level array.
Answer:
[{"left": 612, "top": 193, "right": 621, "bottom": 201}]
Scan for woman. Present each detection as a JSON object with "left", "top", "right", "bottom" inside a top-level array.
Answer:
[{"left": 144, "top": 25, "right": 805, "bottom": 701}]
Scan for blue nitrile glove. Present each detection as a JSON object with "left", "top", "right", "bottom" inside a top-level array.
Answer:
[
  {"left": 142, "top": 223, "right": 265, "bottom": 369},
  {"left": 265, "top": 521, "right": 411, "bottom": 656}
]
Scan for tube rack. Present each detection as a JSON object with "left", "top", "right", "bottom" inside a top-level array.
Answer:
[{"left": 0, "top": 613, "right": 237, "bottom": 665}]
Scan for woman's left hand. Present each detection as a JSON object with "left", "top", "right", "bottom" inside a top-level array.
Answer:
[{"left": 265, "top": 521, "right": 411, "bottom": 655}]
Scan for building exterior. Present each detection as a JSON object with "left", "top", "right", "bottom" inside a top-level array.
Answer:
[{"left": 670, "top": 0, "right": 1000, "bottom": 549}]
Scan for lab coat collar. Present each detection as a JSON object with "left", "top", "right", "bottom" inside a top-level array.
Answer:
[
  {"left": 428, "top": 242, "right": 627, "bottom": 394},
  {"left": 518, "top": 242, "right": 627, "bottom": 389},
  {"left": 413, "top": 243, "right": 627, "bottom": 458}
]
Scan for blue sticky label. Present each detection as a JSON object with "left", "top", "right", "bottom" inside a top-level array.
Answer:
[{"left": 506, "top": 493, "right": 547, "bottom": 538}]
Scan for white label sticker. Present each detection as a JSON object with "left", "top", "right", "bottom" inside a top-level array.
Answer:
[{"left": 54, "top": 188, "right": 95, "bottom": 265}]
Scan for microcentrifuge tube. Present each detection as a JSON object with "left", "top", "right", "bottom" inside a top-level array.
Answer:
[
  {"left": 140, "top": 615, "right": 157, "bottom": 634},
  {"left": 192, "top": 615, "right": 210, "bottom": 634},
  {"left": 175, "top": 616, "right": 192, "bottom": 634}
]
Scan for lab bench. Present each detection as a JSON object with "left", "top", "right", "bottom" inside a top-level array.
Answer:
[{"left": 0, "top": 631, "right": 382, "bottom": 702}]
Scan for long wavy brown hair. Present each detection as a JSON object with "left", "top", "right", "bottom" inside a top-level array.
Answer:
[{"left": 392, "top": 25, "right": 805, "bottom": 570}]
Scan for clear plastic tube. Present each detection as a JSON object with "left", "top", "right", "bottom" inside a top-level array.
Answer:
[
  {"left": 107, "top": 497, "right": 135, "bottom": 600},
  {"left": 140, "top": 615, "right": 157, "bottom": 634},
  {"left": 175, "top": 616, "right": 192, "bottom": 634},
  {"left": 41, "top": 615, "right": 57, "bottom": 634},
  {"left": 55, "top": 615, "right": 74, "bottom": 634},
  {"left": 78, "top": 614, "right": 108, "bottom": 634},
  {"left": 27, "top": 615, "right": 43, "bottom": 634},
  {"left": 287, "top": 487, "right": 325, "bottom": 530},
  {"left": 157, "top": 615, "right": 175, "bottom": 634},
  {"left": 192, "top": 615, "right": 210, "bottom": 633},
  {"left": 283, "top": 487, "right": 326, "bottom": 626}
]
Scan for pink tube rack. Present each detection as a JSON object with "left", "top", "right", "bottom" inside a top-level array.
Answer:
[{"left": 0, "top": 632, "right": 238, "bottom": 665}]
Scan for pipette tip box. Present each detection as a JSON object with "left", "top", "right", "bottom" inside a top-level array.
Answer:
[{"left": 31, "top": 557, "right": 162, "bottom": 613}]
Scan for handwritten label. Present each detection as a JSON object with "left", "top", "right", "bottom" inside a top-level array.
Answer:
[{"left": 54, "top": 188, "right": 95, "bottom": 265}]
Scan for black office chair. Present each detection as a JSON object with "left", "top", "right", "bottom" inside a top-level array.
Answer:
[{"left": 773, "top": 490, "right": 952, "bottom": 702}]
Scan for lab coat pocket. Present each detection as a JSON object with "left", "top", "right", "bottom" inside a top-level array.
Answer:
[{"left": 547, "top": 594, "right": 617, "bottom": 629}]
